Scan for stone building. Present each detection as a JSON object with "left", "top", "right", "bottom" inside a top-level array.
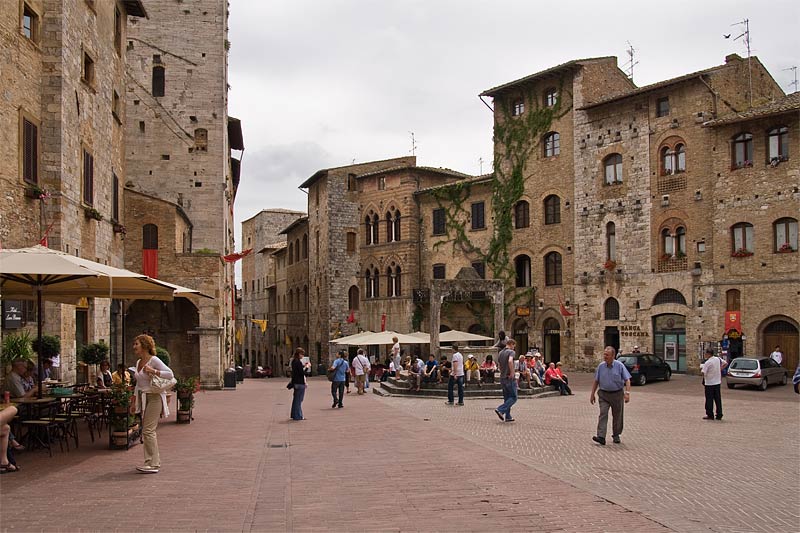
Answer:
[
  {"left": 267, "top": 54, "right": 798, "bottom": 375},
  {"left": 297, "top": 157, "right": 480, "bottom": 364},
  {"left": 239, "top": 209, "right": 305, "bottom": 370},
  {"left": 0, "top": 0, "right": 147, "bottom": 381},
  {"left": 123, "top": 0, "right": 242, "bottom": 387},
  {"left": 267, "top": 243, "right": 289, "bottom": 373},
  {"left": 280, "top": 216, "right": 309, "bottom": 364}
]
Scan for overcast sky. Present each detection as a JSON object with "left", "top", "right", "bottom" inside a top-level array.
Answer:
[{"left": 228, "top": 0, "right": 799, "bottom": 244}]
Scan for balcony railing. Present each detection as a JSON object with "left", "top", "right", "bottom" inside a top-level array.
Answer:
[{"left": 657, "top": 256, "right": 688, "bottom": 273}]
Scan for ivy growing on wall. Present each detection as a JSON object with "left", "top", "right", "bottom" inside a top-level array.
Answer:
[{"left": 428, "top": 79, "right": 572, "bottom": 320}]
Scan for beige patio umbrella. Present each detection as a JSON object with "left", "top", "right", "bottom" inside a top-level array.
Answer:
[
  {"left": 349, "top": 331, "right": 429, "bottom": 346},
  {"left": 0, "top": 245, "right": 196, "bottom": 396},
  {"left": 439, "top": 330, "right": 494, "bottom": 343},
  {"left": 331, "top": 331, "right": 375, "bottom": 345}
]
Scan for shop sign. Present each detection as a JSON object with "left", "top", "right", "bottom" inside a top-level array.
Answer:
[
  {"left": 516, "top": 306, "right": 530, "bottom": 317},
  {"left": 620, "top": 324, "right": 650, "bottom": 337},
  {"left": 2, "top": 300, "right": 22, "bottom": 329}
]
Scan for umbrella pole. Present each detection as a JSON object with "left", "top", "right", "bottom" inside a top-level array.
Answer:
[{"left": 37, "top": 285, "right": 43, "bottom": 399}]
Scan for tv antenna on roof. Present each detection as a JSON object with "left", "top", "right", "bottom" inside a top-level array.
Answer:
[
  {"left": 409, "top": 131, "right": 417, "bottom": 156},
  {"left": 730, "top": 19, "right": 753, "bottom": 106},
  {"left": 784, "top": 66, "right": 798, "bottom": 93},
  {"left": 623, "top": 41, "right": 639, "bottom": 81}
]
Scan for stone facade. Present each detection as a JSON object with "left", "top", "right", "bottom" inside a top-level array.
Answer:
[
  {"left": 1, "top": 0, "right": 146, "bottom": 382},
  {"left": 239, "top": 209, "right": 304, "bottom": 370},
  {"left": 124, "top": 0, "right": 240, "bottom": 387},
  {"left": 281, "top": 216, "right": 310, "bottom": 366},
  {"left": 260, "top": 54, "right": 798, "bottom": 376}
]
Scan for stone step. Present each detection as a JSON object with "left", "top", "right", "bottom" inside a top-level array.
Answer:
[{"left": 375, "top": 380, "right": 559, "bottom": 399}]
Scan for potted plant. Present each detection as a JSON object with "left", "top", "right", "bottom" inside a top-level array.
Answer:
[
  {"left": 175, "top": 376, "right": 200, "bottom": 423},
  {"left": 32, "top": 334, "right": 60, "bottom": 361},
  {"left": 112, "top": 222, "right": 127, "bottom": 236},
  {"left": 731, "top": 248, "right": 753, "bottom": 258},
  {"left": 155, "top": 346, "right": 171, "bottom": 366},
  {"left": 83, "top": 207, "right": 103, "bottom": 221},
  {"left": 79, "top": 340, "right": 108, "bottom": 385},
  {"left": 777, "top": 243, "right": 795, "bottom": 253},
  {"left": 1, "top": 331, "right": 34, "bottom": 374},
  {"left": 108, "top": 384, "right": 138, "bottom": 447},
  {"left": 603, "top": 259, "right": 617, "bottom": 271},
  {"left": 25, "top": 184, "right": 49, "bottom": 200}
]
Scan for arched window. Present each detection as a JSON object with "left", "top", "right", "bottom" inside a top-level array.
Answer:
[
  {"left": 395, "top": 265, "right": 402, "bottom": 296},
  {"left": 394, "top": 210, "right": 401, "bottom": 241},
  {"left": 365, "top": 215, "right": 372, "bottom": 245},
  {"left": 544, "top": 252, "right": 562, "bottom": 286},
  {"left": 661, "top": 146, "right": 674, "bottom": 175},
  {"left": 143, "top": 224, "right": 158, "bottom": 249},
  {"left": 653, "top": 289, "right": 686, "bottom": 305},
  {"left": 603, "top": 154, "right": 623, "bottom": 184},
  {"left": 372, "top": 214, "right": 380, "bottom": 245},
  {"left": 287, "top": 242, "right": 293, "bottom": 265},
  {"left": 348, "top": 285, "right": 360, "bottom": 310},
  {"left": 387, "top": 265, "right": 402, "bottom": 297},
  {"left": 675, "top": 226, "right": 686, "bottom": 255},
  {"left": 774, "top": 217, "right": 798, "bottom": 252},
  {"left": 606, "top": 222, "right": 616, "bottom": 261},
  {"left": 302, "top": 234, "right": 308, "bottom": 259},
  {"left": 514, "top": 200, "right": 530, "bottom": 229},
  {"left": 364, "top": 270, "right": 373, "bottom": 299},
  {"left": 661, "top": 228, "right": 673, "bottom": 256},
  {"left": 295, "top": 238, "right": 300, "bottom": 263},
  {"left": 675, "top": 144, "right": 686, "bottom": 172},
  {"left": 386, "top": 212, "right": 394, "bottom": 242},
  {"left": 544, "top": 132, "right": 560, "bottom": 157},
  {"left": 726, "top": 289, "right": 740, "bottom": 311},
  {"left": 731, "top": 222, "right": 754, "bottom": 254},
  {"left": 372, "top": 267, "right": 380, "bottom": 298},
  {"left": 544, "top": 87, "right": 558, "bottom": 107},
  {"left": 514, "top": 255, "right": 531, "bottom": 287},
  {"left": 767, "top": 127, "right": 789, "bottom": 162},
  {"left": 732, "top": 133, "right": 753, "bottom": 169},
  {"left": 544, "top": 195, "right": 560, "bottom": 225},
  {"left": 604, "top": 298, "right": 620, "bottom": 320},
  {"left": 152, "top": 65, "right": 165, "bottom": 97}
]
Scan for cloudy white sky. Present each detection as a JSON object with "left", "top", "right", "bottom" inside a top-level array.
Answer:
[{"left": 228, "top": 0, "right": 799, "bottom": 242}]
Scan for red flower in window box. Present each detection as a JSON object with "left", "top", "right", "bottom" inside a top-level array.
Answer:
[
  {"left": 731, "top": 248, "right": 753, "bottom": 258},
  {"left": 603, "top": 259, "right": 617, "bottom": 271},
  {"left": 777, "top": 243, "right": 795, "bottom": 253}
]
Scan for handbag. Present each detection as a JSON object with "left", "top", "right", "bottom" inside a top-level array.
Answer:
[
  {"left": 327, "top": 366, "right": 336, "bottom": 382},
  {"left": 286, "top": 381, "right": 294, "bottom": 390},
  {"left": 150, "top": 374, "right": 176, "bottom": 393}
]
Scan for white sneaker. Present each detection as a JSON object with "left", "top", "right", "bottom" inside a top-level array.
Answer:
[{"left": 136, "top": 465, "right": 159, "bottom": 474}]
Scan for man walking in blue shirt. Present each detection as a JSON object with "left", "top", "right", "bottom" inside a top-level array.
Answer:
[
  {"left": 589, "top": 346, "right": 631, "bottom": 445},
  {"left": 329, "top": 351, "right": 350, "bottom": 408}
]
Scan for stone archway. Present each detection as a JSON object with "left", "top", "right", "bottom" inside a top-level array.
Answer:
[
  {"left": 759, "top": 316, "right": 799, "bottom": 371},
  {"left": 125, "top": 298, "right": 200, "bottom": 378}
]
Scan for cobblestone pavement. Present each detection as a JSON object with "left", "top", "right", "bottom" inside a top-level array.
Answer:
[
  {"left": 3, "top": 377, "right": 667, "bottom": 532},
  {"left": 377, "top": 372, "right": 800, "bottom": 533},
  {"left": 1, "top": 374, "right": 796, "bottom": 532}
]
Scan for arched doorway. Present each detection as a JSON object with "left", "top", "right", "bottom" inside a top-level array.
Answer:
[
  {"left": 653, "top": 314, "right": 686, "bottom": 372},
  {"left": 542, "top": 318, "right": 561, "bottom": 364},
  {"left": 762, "top": 318, "right": 799, "bottom": 371},
  {"left": 513, "top": 318, "right": 528, "bottom": 355}
]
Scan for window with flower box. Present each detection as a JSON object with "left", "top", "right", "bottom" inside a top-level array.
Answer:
[{"left": 731, "top": 222, "right": 754, "bottom": 256}]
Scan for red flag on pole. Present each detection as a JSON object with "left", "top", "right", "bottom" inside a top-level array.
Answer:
[
  {"left": 346, "top": 310, "right": 355, "bottom": 323},
  {"left": 39, "top": 222, "right": 55, "bottom": 247},
  {"left": 222, "top": 248, "right": 253, "bottom": 263},
  {"left": 558, "top": 292, "right": 574, "bottom": 317},
  {"left": 381, "top": 313, "right": 386, "bottom": 332}
]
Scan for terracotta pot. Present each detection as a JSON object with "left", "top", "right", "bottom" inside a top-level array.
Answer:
[{"left": 176, "top": 410, "right": 191, "bottom": 423}]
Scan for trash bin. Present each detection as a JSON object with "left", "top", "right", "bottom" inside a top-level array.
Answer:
[
  {"left": 235, "top": 365, "right": 244, "bottom": 382},
  {"left": 223, "top": 368, "right": 236, "bottom": 389}
]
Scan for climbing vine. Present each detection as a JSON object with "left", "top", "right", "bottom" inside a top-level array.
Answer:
[{"left": 426, "top": 79, "right": 572, "bottom": 319}]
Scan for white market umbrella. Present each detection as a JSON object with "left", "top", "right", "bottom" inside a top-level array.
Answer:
[
  {"left": 331, "top": 331, "right": 375, "bottom": 345},
  {"left": 0, "top": 245, "right": 196, "bottom": 397},
  {"left": 352, "top": 331, "right": 429, "bottom": 346},
  {"left": 439, "top": 329, "right": 494, "bottom": 343}
]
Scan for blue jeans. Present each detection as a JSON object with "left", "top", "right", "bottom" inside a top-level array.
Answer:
[
  {"left": 291, "top": 384, "right": 306, "bottom": 420},
  {"left": 448, "top": 375, "right": 464, "bottom": 404},
  {"left": 497, "top": 378, "right": 518, "bottom": 420}
]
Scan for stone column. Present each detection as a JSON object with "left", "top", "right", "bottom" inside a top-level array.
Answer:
[
  {"left": 430, "top": 293, "right": 441, "bottom": 356},
  {"left": 493, "top": 288, "right": 505, "bottom": 339}
]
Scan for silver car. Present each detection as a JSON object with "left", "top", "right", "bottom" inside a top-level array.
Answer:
[{"left": 726, "top": 357, "right": 789, "bottom": 390}]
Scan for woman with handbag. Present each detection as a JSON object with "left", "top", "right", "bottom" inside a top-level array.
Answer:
[
  {"left": 289, "top": 348, "right": 307, "bottom": 420},
  {"left": 133, "top": 334, "right": 174, "bottom": 474}
]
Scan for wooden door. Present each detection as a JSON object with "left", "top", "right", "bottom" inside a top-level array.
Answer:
[{"left": 763, "top": 320, "right": 799, "bottom": 372}]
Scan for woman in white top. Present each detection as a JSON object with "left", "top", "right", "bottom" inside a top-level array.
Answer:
[{"left": 132, "top": 334, "right": 174, "bottom": 474}]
